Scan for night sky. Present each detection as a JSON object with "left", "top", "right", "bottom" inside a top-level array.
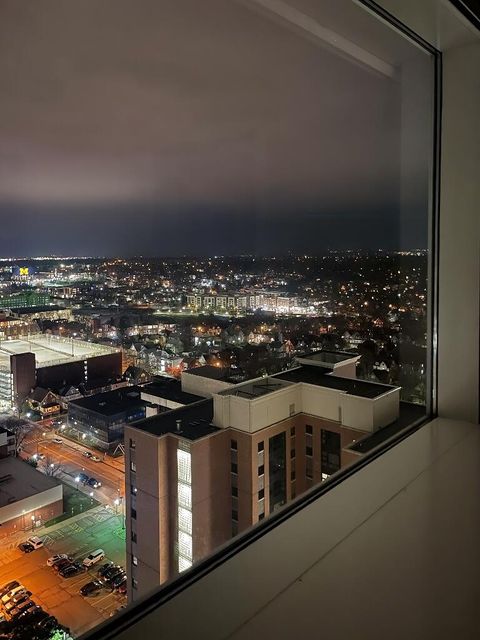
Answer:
[{"left": 0, "top": 0, "right": 432, "bottom": 257}]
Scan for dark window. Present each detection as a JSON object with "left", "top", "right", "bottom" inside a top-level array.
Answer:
[
  {"left": 321, "top": 429, "right": 341, "bottom": 475},
  {"left": 131, "top": 531, "right": 137, "bottom": 543},
  {"left": 258, "top": 488, "right": 264, "bottom": 500},
  {"left": 306, "top": 425, "right": 313, "bottom": 435},
  {"left": 232, "top": 522, "right": 238, "bottom": 536},
  {"left": 231, "top": 439, "right": 237, "bottom": 450},
  {"left": 290, "top": 448, "right": 295, "bottom": 459},
  {"left": 257, "top": 441, "right": 264, "bottom": 452},
  {"left": 291, "top": 469, "right": 296, "bottom": 481},
  {"left": 269, "top": 432, "right": 286, "bottom": 514},
  {"left": 131, "top": 508, "right": 137, "bottom": 520},
  {"left": 259, "top": 513, "right": 265, "bottom": 521},
  {"left": 132, "top": 578, "right": 138, "bottom": 590},
  {"left": 129, "top": 438, "right": 136, "bottom": 449},
  {"left": 258, "top": 464, "right": 264, "bottom": 476},
  {"left": 231, "top": 486, "right": 238, "bottom": 497},
  {"left": 231, "top": 462, "right": 238, "bottom": 474},
  {"left": 232, "top": 510, "right": 238, "bottom": 522},
  {"left": 290, "top": 426, "right": 295, "bottom": 436},
  {"left": 306, "top": 446, "right": 313, "bottom": 457}
]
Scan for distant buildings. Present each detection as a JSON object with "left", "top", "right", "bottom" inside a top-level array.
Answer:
[
  {"left": 0, "top": 335, "right": 121, "bottom": 412},
  {"left": 0, "top": 291, "right": 51, "bottom": 309},
  {"left": 124, "top": 353, "right": 400, "bottom": 601},
  {"left": 185, "top": 291, "right": 299, "bottom": 314}
]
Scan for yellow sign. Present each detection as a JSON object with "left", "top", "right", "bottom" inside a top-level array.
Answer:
[{"left": 19, "top": 267, "right": 29, "bottom": 276}]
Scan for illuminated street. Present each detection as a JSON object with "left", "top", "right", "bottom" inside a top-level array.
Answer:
[{"left": 22, "top": 424, "right": 126, "bottom": 507}]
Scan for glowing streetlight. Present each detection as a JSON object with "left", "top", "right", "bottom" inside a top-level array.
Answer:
[{"left": 75, "top": 476, "right": 80, "bottom": 491}]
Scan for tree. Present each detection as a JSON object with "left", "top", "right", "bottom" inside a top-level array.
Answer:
[
  {"left": 42, "top": 455, "right": 63, "bottom": 477},
  {"left": 0, "top": 416, "right": 31, "bottom": 455}
]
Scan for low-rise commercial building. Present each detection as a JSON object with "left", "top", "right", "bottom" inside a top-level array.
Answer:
[
  {"left": 68, "top": 387, "right": 148, "bottom": 452},
  {"left": 0, "top": 457, "right": 63, "bottom": 537}
]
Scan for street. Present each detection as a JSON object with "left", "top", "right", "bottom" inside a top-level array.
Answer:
[{"left": 21, "top": 423, "right": 126, "bottom": 508}]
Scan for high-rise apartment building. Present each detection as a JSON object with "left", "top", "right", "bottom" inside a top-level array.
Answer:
[{"left": 125, "top": 353, "right": 400, "bottom": 602}]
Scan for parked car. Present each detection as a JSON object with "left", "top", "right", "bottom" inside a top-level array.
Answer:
[
  {"left": 0, "top": 581, "right": 19, "bottom": 598},
  {"left": 52, "top": 438, "right": 63, "bottom": 444},
  {"left": 105, "top": 570, "right": 126, "bottom": 588},
  {"left": 2, "top": 586, "right": 26, "bottom": 604},
  {"left": 12, "top": 607, "right": 48, "bottom": 630},
  {"left": 53, "top": 558, "right": 72, "bottom": 572},
  {"left": 9, "top": 599, "right": 34, "bottom": 618},
  {"left": 87, "top": 477, "right": 101, "bottom": 489},
  {"left": 59, "top": 562, "right": 83, "bottom": 578},
  {"left": 82, "top": 451, "right": 92, "bottom": 458},
  {"left": 97, "top": 562, "right": 115, "bottom": 577},
  {"left": 18, "top": 536, "right": 43, "bottom": 553},
  {"left": 47, "top": 554, "right": 68, "bottom": 567},
  {"left": 15, "top": 604, "right": 42, "bottom": 623},
  {"left": 103, "top": 565, "right": 123, "bottom": 581},
  {"left": 80, "top": 580, "right": 104, "bottom": 597},
  {"left": 91, "top": 455, "right": 101, "bottom": 462},
  {"left": 77, "top": 472, "right": 89, "bottom": 484},
  {"left": 5, "top": 592, "right": 31, "bottom": 611},
  {"left": 117, "top": 581, "right": 127, "bottom": 595},
  {"left": 36, "top": 614, "right": 57, "bottom": 630},
  {"left": 83, "top": 549, "right": 105, "bottom": 567},
  {"left": 111, "top": 574, "right": 127, "bottom": 590}
]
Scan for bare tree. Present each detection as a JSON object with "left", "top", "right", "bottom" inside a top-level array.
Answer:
[
  {"left": 42, "top": 455, "right": 63, "bottom": 477},
  {"left": 0, "top": 416, "right": 32, "bottom": 455}
]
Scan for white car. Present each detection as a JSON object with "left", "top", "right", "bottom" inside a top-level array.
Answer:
[
  {"left": 47, "top": 554, "right": 68, "bottom": 567},
  {"left": 83, "top": 549, "right": 105, "bottom": 567},
  {"left": 52, "top": 438, "right": 63, "bottom": 445},
  {"left": 1, "top": 585, "right": 25, "bottom": 604}
]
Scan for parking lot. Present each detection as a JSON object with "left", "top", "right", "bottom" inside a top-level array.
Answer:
[{"left": 0, "top": 507, "right": 126, "bottom": 637}]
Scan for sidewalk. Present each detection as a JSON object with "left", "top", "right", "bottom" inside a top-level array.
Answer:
[{"left": 0, "top": 505, "right": 114, "bottom": 552}]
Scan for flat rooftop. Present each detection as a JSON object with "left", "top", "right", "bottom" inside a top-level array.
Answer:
[
  {"left": 140, "top": 378, "right": 203, "bottom": 405},
  {"left": 296, "top": 351, "right": 358, "bottom": 366},
  {"left": 274, "top": 366, "right": 396, "bottom": 399},
  {"left": 130, "top": 399, "right": 218, "bottom": 440},
  {"left": 0, "top": 334, "right": 117, "bottom": 369},
  {"left": 184, "top": 365, "right": 245, "bottom": 384},
  {"left": 70, "top": 388, "right": 146, "bottom": 415},
  {"left": 11, "top": 305, "right": 67, "bottom": 315},
  {"left": 221, "top": 377, "right": 292, "bottom": 399},
  {"left": 0, "top": 457, "right": 61, "bottom": 509}
]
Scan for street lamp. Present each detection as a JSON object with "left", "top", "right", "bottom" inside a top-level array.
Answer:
[
  {"left": 75, "top": 476, "right": 80, "bottom": 491},
  {"left": 114, "top": 496, "right": 125, "bottom": 529}
]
